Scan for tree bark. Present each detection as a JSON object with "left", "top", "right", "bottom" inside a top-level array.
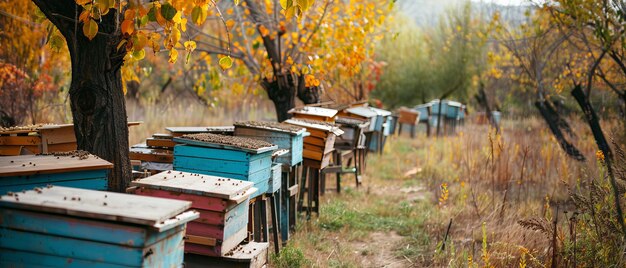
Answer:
[
  {"left": 535, "top": 100, "right": 585, "bottom": 162},
  {"left": 32, "top": 0, "right": 131, "bottom": 192}
]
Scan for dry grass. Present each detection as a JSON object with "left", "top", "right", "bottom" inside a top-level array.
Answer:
[{"left": 277, "top": 116, "right": 617, "bottom": 267}]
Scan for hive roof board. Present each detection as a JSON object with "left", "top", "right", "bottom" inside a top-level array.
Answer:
[
  {"left": 233, "top": 121, "right": 306, "bottom": 135},
  {"left": 345, "top": 107, "right": 378, "bottom": 118},
  {"left": 288, "top": 107, "right": 338, "bottom": 118},
  {"left": 283, "top": 119, "right": 344, "bottom": 136},
  {"left": 131, "top": 170, "right": 255, "bottom": 202},
  {"left": 0, "top": 154, "right": 113, "bottom": 177},
  {"left": 368, "top": 107, "right": 392, "bottom": 116},
  {"left": 173, "top": 133, "right": 277, "bottom": 154},
  {"left": 166, "top": 126, "right": 233, "bottom": 134},
  {"left": 335, "top": 117, "right": 370, "bottom": 128},
  {"left": 0, "top": 186, "right": 195, "bottom": 228}
]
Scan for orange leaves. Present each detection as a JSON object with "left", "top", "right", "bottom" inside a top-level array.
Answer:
[
  {"left": 82, "top": 19, "right": 98, "bottom": 40},
  {"left": 259, "top": 25, "right": 270, "bottom": 37},
  {"left": 121, "top": 19, "right": 134, "bottom": 35}
]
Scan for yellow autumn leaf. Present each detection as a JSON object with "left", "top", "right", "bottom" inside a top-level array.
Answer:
[
  {"left": 169, "top": 48, "right": 178, "bottom": 63},
  {"left": 259, "top": 25, "right": 270, "bottom": 36},
  {"left": 82, "top": 19, "right": 98, "bottom": 40},
  {"left": 219, "top": 56, "right": 233, "bottom": 70},
  {"left": 75, "top": 0, "right": 91, "bottom": 6}
]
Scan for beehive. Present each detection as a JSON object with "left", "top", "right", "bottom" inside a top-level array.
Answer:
[
  {"left": 343, "top": 107, "right": 378, "bottom": 132},
  {"left": 233, "top": 121, "right": 306, "bottom": 167},
  {"left": 284, "top": 119, "right": 344, "bottom": 169},
  {"left": 131, "top": 171, "right": 256, "bottom": 257},
  {"left": 0, "top": 153, "right": 112, "bottom": 194},
  {"left": 173, "top": 134, "right": 277, "bottom": 197},
  {"left": 0, "top": 185, "right": 198, "bottom": 267},
  {"left": 288, "top": 106, "right": 338, "bottom": 123}
]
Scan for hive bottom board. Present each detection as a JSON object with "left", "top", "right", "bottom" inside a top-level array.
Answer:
[{"left": 184, "top": 242, "right": 268, "bottom": 268}]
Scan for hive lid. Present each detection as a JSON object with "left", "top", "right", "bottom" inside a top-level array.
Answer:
[
  {"left": 368, "top": 107, "right": 392, "bottom": 116},
  {"left": 131, "top": 170, "right": 256, "bottom": 202},
  {"left": 283, "top": 119, "right": 344, "bottom": 136},
  {"left": 345, "top": 107, "right": 378, "bottom": 118},
  {"left": 173, "top": 133, "right": 277, "bottom": 154},
  {"left": 233, "top": 121, "right": 306, "bottom": 135},
  {"left": 0, "top": 186, "right": 196, "bottom": 230},
  {"left": 288, "top": 106, "right": 338, "bottom": 118},
  {"left": 0, "top": 154, "right": 113, "bottom": 177}
]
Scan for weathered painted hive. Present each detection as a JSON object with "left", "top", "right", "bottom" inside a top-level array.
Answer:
[
  {"left": 173, "top": 133, "right": 277, "bottom": 197},
  {"left": 131, "top": 171, "right": 256, "bottom": 257},
  {"left": 267, "top": 163, "right": 282, "bottom": 193},
  {"left": 343, "top": 106, "right": 378, "bottom": 132},
  {"left": 233, "top": 121, "right": 306, "bottom": 167},
  {"left": 288, "top": 106, "right": 338, "bottom": 123},
  {"left": 334, "top": 117, "right": 369, "bottom": 148},
  {"left": 0, "top": 185, "right": 198, "bottom": 267},
  {"left": 284, "top": 119, "right": 344, "bottom": 169},
  {"left": 0, "top": 153, "right": 112, "bottom": 194}
]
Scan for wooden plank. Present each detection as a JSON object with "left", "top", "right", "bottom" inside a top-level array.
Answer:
[
  {"left": 0, "top": 136, "right": 41, "bottom": 146},
  {"left": 288, "top": 106, "right": 338, "bottom": 118},
  {"left": 146, "top": 138, "right": 177, "bottom": 148},
  {"left": 303, "top": 143, "right": 333, "bottom": 154},
  {"left": 131, "top": 171, "right": 253, "bottom": 200},
  {"left": 0, "top": 208, "right": 185, "bottom": 247},
  {"left": 0, "top": 177, "right": 108, "bottom": 194},
  {"left": 173, "top": 137, "right": 277, "bottom": 154},
  {"left": 0, "top": 154, "right": 113, "bottom": 177},
  {"left": 153, "top": 133, "right": 173, "bottom": 139},
  {"left": 39, "top": 125, "right": 76, "bottom": 145},
  {"left": 303, "top": 150, "right": 323, "bottom": 161},
  {"left": 0, "top": 228, "right": 184, "bottom": 267},
  {"left": 129, "top": 147, "right": 173, "bottom": 163},
  {"left": 187, "top": 211, "right": 248, "bottom": 240},
  {"left": 183, "top": 242, "right": 269, "bottom": 268},
  {"left": 186, "top": 235, "right": 217, "bottom": 246},
  {"left": 184, "top": 227, "right": 248, "bottom": 257},
  {"left": 0, "top": 145, "right": 40, "bottom": 155},
  {"left": 0, "top": 249, "right": 129, "bottom": 268},
  {"left": 0, "top": 186, "right": 192, "bottom": 226}
]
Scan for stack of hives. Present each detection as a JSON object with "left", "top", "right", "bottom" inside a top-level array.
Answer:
[
  {"left": 0, "top": 152, "right": 112, "bottom": 194},
  {"left": 0, "top": 185, "right": 198, "bottom": 267},
  {"left": 284, "top": 119, "right": 343, "bottom": 170},
  {"left": 233, "top": 121, "right": 307, "bottom": 243},
  {"left": 172, "top": 133, "right": 277, "bottom": 198},
  {"left": 131, "top": 171, "right": 260, "bottom": 259}
]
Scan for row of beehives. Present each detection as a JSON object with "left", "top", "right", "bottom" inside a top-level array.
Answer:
[{"left": 0, "top": 102, "right": 396, "bottom": 267}]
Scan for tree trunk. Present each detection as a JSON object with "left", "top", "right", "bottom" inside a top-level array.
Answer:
[
  {"left": 263, "top": 76, "right": 295, "bottom": 122},
  {"left": 32, "top": 0, "right": 131, "bottom": 192},
  {"left": 535, "top": 100, "right": 585, "bottom": 161}
]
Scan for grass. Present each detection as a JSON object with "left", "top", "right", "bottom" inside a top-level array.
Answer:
[{"left": 274, "top": 116, "right": 620, "bottom": 267}]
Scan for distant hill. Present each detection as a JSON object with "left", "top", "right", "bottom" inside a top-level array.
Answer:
[{"left": 396, "top": 0, "right": 532, "bottom": 27}]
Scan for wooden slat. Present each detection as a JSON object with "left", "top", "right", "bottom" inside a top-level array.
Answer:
[
  {"left": 0, "top": 145, "right": 40, "bottom": 155},
  {"left": 131, "top": 171, "right": 253, "bottom": 200},
  {"left": 129, "top": 147, "right": 173, "bottom": 163},
  {"left": 185, "top": 234, "right": 217, "bottom": 246},
  {"left": 146, "top": 138, "right": 177, "bottom": 148},
  {"left": 0, "top": 186, "right": 192, "bottom": 226},
  {"left": 288, "top": 106, "right": 338, "bottom": 118},
  {"left": 0, "top": 154, "right": 112, "bottom": 177},
  {"left": 0, "top": 136, "right": 41, "bottom": 146}
]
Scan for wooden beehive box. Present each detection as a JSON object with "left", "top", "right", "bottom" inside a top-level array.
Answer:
[
  {"left": 343, "top": 107, "right": 379, "bottom": 132},
  {"left": 0, "top": 122, "right": 141, "bottom": 156},
  {"left": 173, "top": 134, "right": 277, "bottom": 197},
  {"left": 0, "top": 185, "right": 198, "bottom": 267},
  {"left": 0, "top": 153, "right": 112, "bottom": 194},
  {"left": 131, "top": 171, "right": 256, "bottom": 257},
  {"left": 288, "top": 106, "right": 338, "bottom": 123},
  {"left": 233, "top": 121, "right": 306, "bottom": 167},
  {"left": 166, "top": 126, "right": 234, "bottom": 137},
  {"left": 284, "top": 119, "right": 344, "bottom": 169},
  {"left": 334, "top": 117, "right": 370, "bottom": 148}
]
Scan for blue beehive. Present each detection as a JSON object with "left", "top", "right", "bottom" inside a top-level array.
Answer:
[
  {"left": 233, "top": 121, "right": 306, "bottom": 167},
  {"left": 173, "top": 134, "right": 277, "bottom": 198},
  {"left": 0, "top": 154, "right": 112, "bottom": 194},
  {"left": 0, "top": 185, "right": 198, "bottom": 267}
]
